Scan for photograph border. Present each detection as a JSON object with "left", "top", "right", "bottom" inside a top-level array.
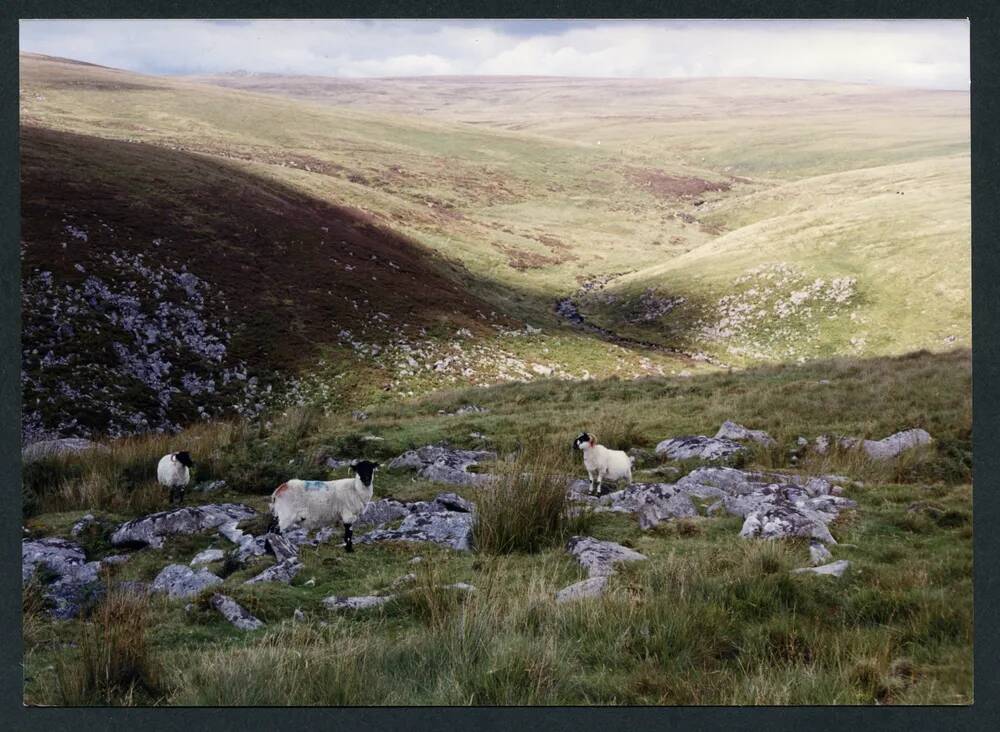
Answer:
[{"left": 2, "top": 2, "right": 996, "bottom": 730}]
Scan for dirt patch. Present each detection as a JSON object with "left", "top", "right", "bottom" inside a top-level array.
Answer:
[
  {"left": 493, "top": 242, "right": 567, "bottom": 271},
  {"left": 628, "top": 169, "right": 731, "bottom": 200}
]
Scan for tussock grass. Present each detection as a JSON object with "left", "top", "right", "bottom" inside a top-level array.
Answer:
[
  {"left": 55, "top": 585, "right": 162, "bottom": 705},
  {"left": 474, "top": 445, "right": 594, "bottom": 555}
]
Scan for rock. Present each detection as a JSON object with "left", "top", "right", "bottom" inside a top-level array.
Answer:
[
  {"left": 22, "top": 538, "right": 103, "bottom": 619},
  {"left": 22, "top": 438, "right": 107, "bottom": 463},
  {"left": 809, "top": 541, "right": 833, "bottom": 565},
  {"left": 444, "top": 582, "right": 476, "bottom": 593},
  {"left": 191, "top": 480, "right": 226, "bottom": 495},
  {"left": 190, "top": 548, "right": 225, "bottom": 566},
  {"left": 210, "top": 594, "right": 264, "bottom": 630},
  {"left": 655, "top": 435, "right": 746, "bottom": 461},
  {"left": 325, "top": 457, "right": 353, "bottom": 470},
  {"left": 217, "top": 520, "right": 245, "bottom": 544},
  {"left": 293, "top": 608, "right": 306, "bottom": 622},
  {"left": 432, "top": 492, "right": 475, "bottom": 513},
  {"left": 531, "top": 363, "right": 553, "bottom": 376},
  {"left": 244, "top": 558, "right": 302, "bottom": 585},
  {"left": 323, "top": 595, "right": 395, "bottom": 611},
  {"left": 860, "top": 429, "right": 932, "bottom": 460},
  {"left": 715, "top": 421, "right": 777, "bottom": 447},
  {"left": 390, "top": 573, "right": 417, "bottom": 589},
  {"left": 602, "top": 483, "right": 698, "bottom": 528},
  {"left": 356, "top": 498, "right": 411, "bottom": 529},
  {"left": 70, "top": 514, "right": 97, "bottom": 538},
  {"left": 792, "top": 560, "right": 851, "bottom": 578},
  {"left": 151, "top": 564, "right": 223, "bottom": 599},
  {"left": 739, "top": 505, "right": 836, "bottom": 544},
  {"left": 450, "top": 404, "right": 489, "bottom": 415},
  {"left": 566, "top": 536, "right": 647, "bottom": 578},
  {"left": 111, "top": 503, "right": 257, "bottom": 549},
  {"left": 360, "top": 509, "right": 474, "bottom": 551},
  {"left": 352, "top": 410, "right": 369, "bottom": 421},
  {"left": 265, "top": 533, "right": 298, "bottom": 563},
  {"left": 409, "top": 556, "right": 423, "bottom": 564},
  {"left": 555, "top": 576, "right": 608, "bottom": 603},
  {"left": 230, "top": 534, "right": 268, "bottom": 563},
  {"left": 387, "top": 445, "right": 495, "bottom": 486}
]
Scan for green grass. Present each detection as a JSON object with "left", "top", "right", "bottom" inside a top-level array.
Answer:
[{"left": 23, "top": 349, "right": 972, "bottom": 706}]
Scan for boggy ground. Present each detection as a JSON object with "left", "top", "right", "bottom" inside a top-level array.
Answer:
[{"left": 23, "top": 349, "right": 972, "bottom": 705}]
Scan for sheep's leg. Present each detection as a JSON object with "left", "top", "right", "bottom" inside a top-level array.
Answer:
[
  {"left": 267, "top": 513, "right": 280, "bottom": 535},
  {"left": 344, "top": 523, "right": 354, "bottom": 553},
  {"left": 587, "top": 470, "right": 597, "bottom": 495},
  {"left": 596, "top": 472, "right": 605, "bottom": 496}
]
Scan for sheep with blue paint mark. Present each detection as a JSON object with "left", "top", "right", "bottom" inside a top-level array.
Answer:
[
  {"left": 573, "top": 432, "right": 632, "bottom": 496},
  {"left": 268, "top": 460, "right": 379, "bottom": 552}
]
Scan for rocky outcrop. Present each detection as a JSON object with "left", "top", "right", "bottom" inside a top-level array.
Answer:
[
  {"left": 190, "top": 548, "right": 225, "bottom": 566},
  {"left": 355, "top": 498, "right": 412, "bottom": 529},
  {"left": 360, "top": 509, "right": 474, "bottom": 551},
  {"left": 151, "top": 563, "right": 223, "bottom": 599},
  {"left": 714, "top": 421, "right": 776, "bottom": 447},
  {"left": 814, "top": 429, "right": 932, "bottom": 460},
  {"left": 324, "top": 595, "right": 395, "bottom": 611},
  {"left": 792, "top": 560, "right": 851, "bottom": 578},
  {"left": 191, "top": 480, "right": 227, "bottom": 495},
  {"left": 809, "top": 541, "right": 833, "bottom": 565},
  {"left": 22, "top": 537, "right": 103, "bottom": 619},
  {"left": 210, "top": 594, "right": 264, "bottom": 630},
  {"left": 244, "top": 558, "right": 302, "bottom": 585},
  {"left": 111, "top": 503, "right": 257, "bottom": 549},
  {"left": 566, "top": 536, "right": 647, "bottom": 578},
  {"left": 387, "top": 445, "right": 495, "bottom": 486},
  {"left": 655, "top": 435, "right": 745, "bottom": 461},
  {"left": 555, "top": 576, "right": 608, "bottom": 603},
  {"left": 22, "top": 438, "right": 108, "bottom": 463},
  {"left": 605, "top": 483, "right": 698, "bottom": 529}
]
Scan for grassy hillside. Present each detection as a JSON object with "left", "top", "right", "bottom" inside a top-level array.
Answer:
[{"left": 23, "top": 349, "right": 972, "bottom": 705}]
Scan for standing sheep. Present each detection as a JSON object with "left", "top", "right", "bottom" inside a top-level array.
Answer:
[
  {"left": 573, "top": 432, "right": 632, "bottom": 496},
  {"left": 157, "top": 451, "right": 194, "bottom": 505},
  {"left": 269, "top": 460, "right": 379, "bottom": 552}
]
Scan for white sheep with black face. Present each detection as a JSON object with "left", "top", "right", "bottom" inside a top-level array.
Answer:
[
  {"left": 157, "top": 451, "right": 194, "bottom": 505},
  {"left": 268, "top": 460, "right": 379, "bottom": 552},
  {"left": 573, "top": 433, "right": 632, "bottom": 496}
]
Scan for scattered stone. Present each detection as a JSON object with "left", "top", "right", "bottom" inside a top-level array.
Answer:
[
  {"left": 387, "top": 445, "right": 495, "bottom": 486},
  {"left": 190, "top": 548, "right": 225, "bottom": 566},
  {"left": 566, "top": 536, "right": 647, "bottom": 578},
  {"left": 352, "top": 410, "right": 369, "bottom": 421},
  {"left": 792, "top": 560, "right": 851, "bottom": 578},
  {"left": 265, "top": 532, "right": 298, "bottom": 563},
  {"left": 323, "top": 595, "right": 395, "bottom": 611},
  {"left": 151, "top": 564, "right": 223, "bottom": 599},
  {"left": 555, "top": 576, "right": 608, "bottom": 603},
  {"left": 450, "top": 404, "right": 489, "bottom": 415},
  {"left": 111, "top": 504, "right": 257, "bottom": 549},
  {"left": 599, "top": 483, "right": 698, "bottom": 528},
  {"left": 244, "top": 558, "right": 302, "bottom": 585},
  {"left": 293, "top": 608, "right": 306, "bottom": 622},
  {"left": 715, "top": 420, "right": 777, "bottom": 447},
  {"left": 22, "top": 538, "right": 102, "bottom": 619},
  {"left": 809, "top": 541, "right": 833, "bottom": 565},
  {"left": 531, "top": 363, "right": 554, "bottom": 376},
  {"left": 210, "top": 594, "right": 264, "bottom": 630},
  {"left": 430, "top": 492, "right": 475, "bottom": 513},
  {"left": 409, "top": 556, "right": 423, "bottom": 564},
  {"left": 860, "top": 429, "right": 933, "bottom": 460},
  {"left": 70, "top": 514, "right": 98, "bottom": 538},
  {"left": 22, "top": 438, "right": 108, "bottom": 463},
  {"left": 360, "top": 509, "right": 474, "bottom": 551},
  {"left": 356, "top": 498, "right": 411, "bottom": 529},
  {"left": 390, "top": 573, "right": 417, "bottom": 589},
  {"left": 444, "top": 582, "right": 476, "bottom": 593},
  {"left": 739, "top": 505, "right": 836, "bottom": 544},
  {"left": 655, "top": 435, "right": 746, "bottom": 461},
  {"left": 325, "top": 457, "right": 353, "bottom": 470}
]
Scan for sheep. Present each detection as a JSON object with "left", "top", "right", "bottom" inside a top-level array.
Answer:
[
  {"left": 157, "top": 451, "right": 194, "bottom": 505},
  {"left": 268, "top": 460, "right": 379, "bottom": 552},
  {"left": 573, "top": 432, "right": 632, "bottom": 496}
]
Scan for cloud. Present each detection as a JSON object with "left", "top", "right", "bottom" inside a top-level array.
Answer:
[{"left": 19, "top": 19, "right": 969, "bottom": 89}]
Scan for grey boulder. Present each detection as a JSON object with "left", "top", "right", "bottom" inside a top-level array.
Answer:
[
  {"left": 715, "top": 421, "right": 777, "bottom": 447},
  {"left": 210, "top": 594, "right": 264, "bottom": 630},
  {"left": 324, "top": 595, "right": 395, "bottom": 611},
  {"left": 190, "top": 548, "right": 225, "bottom": 566},
  {"left": 22, "top": 538, "right": 103, "bottom": 619},
  {"left": 387, "top": 445, "right": 495, "bottom": 486},
  {"left": 151, "top": 563, "right": 223, "bottom": 599},
  {"left": 555, "top": 576, "right": 608, "bottom": 603},
  {"left": 111, "top": 503, "right": 257, "bottom": 549},
  {"left": 244, "top": 558, "right": 302, "bottom": 585},
  {"left": 22, "top": 437, "right": 107, "bottom": 463},
  {"left": 360, "top": 509, "right": 474, "bottom": 551},
  {"left": 566, "top": 536, "right": 647, "bottom": 578},
  {"left": 655, "top": 435, "right": 746, "bottom": 461},
  {"left": 792, "top": 560, "right": 851, "bottom": 578}
]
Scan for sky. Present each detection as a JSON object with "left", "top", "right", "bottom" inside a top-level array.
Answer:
[{"left": 19, "top": 19, "right": 969, "bottom": 90}]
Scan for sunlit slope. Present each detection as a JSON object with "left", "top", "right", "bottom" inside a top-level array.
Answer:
[
  {"left": 190, "top": 73, "right": 969, "bottom": 179},
  {"left": 587, "top": 155, "right": 970, "bottom": 362},
  {"left": 20, "top": 54, "right": 728, "bottom": 311}
]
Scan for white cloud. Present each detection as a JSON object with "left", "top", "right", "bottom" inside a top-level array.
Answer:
[{"left": 19, "top": 19, "right": 969, "bottom": 89}]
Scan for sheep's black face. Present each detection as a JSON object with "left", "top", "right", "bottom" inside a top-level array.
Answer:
[
  {"left": 350, "top": 460, "right": 379, "bottom": 487},
  {"left": 175, "top": 451, "right": 194, "bottom": 468},
  {"left": 573, "top": 433, "right": 592, "bottom": 450}
]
